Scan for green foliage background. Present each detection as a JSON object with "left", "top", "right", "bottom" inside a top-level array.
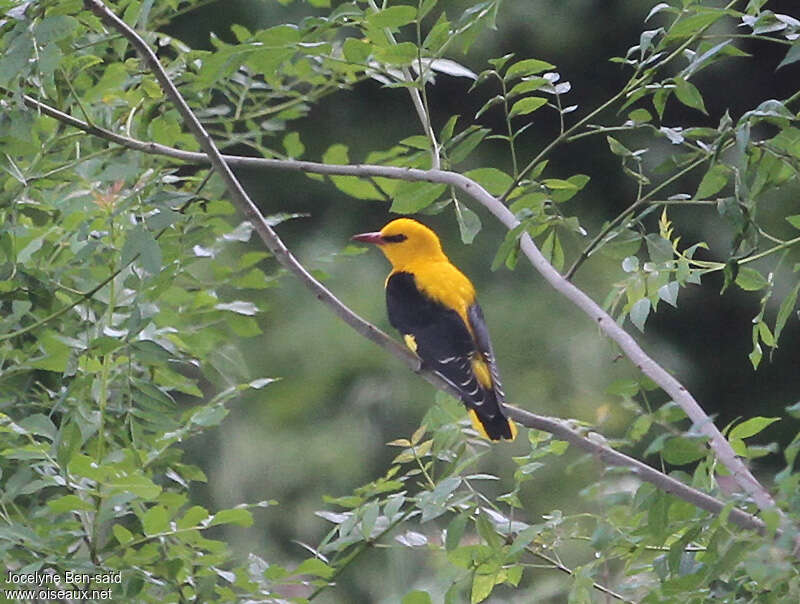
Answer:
[{"left": 1, "top": 0, "right": 799, "bottom": 602}]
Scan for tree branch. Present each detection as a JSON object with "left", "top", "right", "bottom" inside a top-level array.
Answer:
[
  {"left": 66, "top": 1, "right": 779, "bottom": 536},
  {"left": 504, "top": 406, "right": 764, "bottom": 533}
]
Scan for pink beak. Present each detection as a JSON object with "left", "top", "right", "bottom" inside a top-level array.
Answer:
[{"left": 351, "top": 231, "right": 386, "bottom": 245}]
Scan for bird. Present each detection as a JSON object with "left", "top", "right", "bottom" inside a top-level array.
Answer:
[{"left": 352, "top": 218, "right": 517, "bottom": 441}]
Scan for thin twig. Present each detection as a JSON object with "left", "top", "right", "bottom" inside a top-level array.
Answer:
[{"left": 527, "top": 547, "right": 636, "bottom": 604}]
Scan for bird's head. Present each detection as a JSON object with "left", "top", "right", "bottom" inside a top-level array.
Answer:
[{"left": 352, "top": 218, "right": 446, "bottom": 270}]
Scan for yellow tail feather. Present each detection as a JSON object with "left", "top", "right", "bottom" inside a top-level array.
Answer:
[
  {"left": 508, "top": 417, "right": 518, "bottom": 441},
  {"left": 470, "top": 357, "right": 493, "bottom": 388}
]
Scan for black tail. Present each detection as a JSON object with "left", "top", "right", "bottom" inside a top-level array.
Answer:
[{"left": 468, "top": 408, "right": 517, "bottom": 441}]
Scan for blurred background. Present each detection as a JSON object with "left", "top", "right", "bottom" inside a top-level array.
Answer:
[{"left": 161, "top": 1, "right": 800, "bottom": 601}]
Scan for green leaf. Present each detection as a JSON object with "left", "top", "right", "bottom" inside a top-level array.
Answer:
[
  {"left": 122, "top": 225, "right": 162, "bottom": 274},
  {"left": 112, "top": 524, "right": 134, "bottom": 545},
  {"left": 629, "top": 298, "right": 650, "bottom": 332},
  {"left": 673, "top": 77, "right": 708, "bottom": 114},
  {"left": 721, "top": 258, "right": 738, "bottom": 293},
  {"left": 491, "top": 223, "right": 527, "bottom": 271},
  {"left": 254, "top": 23, "right": 302, "bottom": 45},
  {"left": 541, "top": 178, "right": 575, "bottom": 190},
  {"left": 696, "top": 164, "right": 729, "bottom": 199},
  {"left": 606, "top": 379, "right": 640, "bottom": 398},
  {"left": 775, "top": 282, "right": 800, "bottom": 342},
  {"left": 107, "top": 474, "right": 162, "bottom": 500},
  {"left": 0, "top": 31, "right": 33, "bottom": 85},
  {"left": 549, "top": 174, "right": 589, "bottom": 203},
  {"left": 295, "top": 557, "right": 334, "bottom": 579},
  {"left": 282, "top": 132, "right": 305, "bottom": 158},
  {"left": 653, "top": 87, "right": 670, "bottom": 120},
  {"left": 248, "top": 48, "right": 293, "bottom": 84},
  {"left": 455, "top": 202, "right": 482, "bottom": 244},
  {"left": 215, "top": 301, "right": 259, "bottom": 316},
  {"left": 445, "top": 513, "right": 469, "bottom": 551},
  {"left": 777, "top": 45, "right": 800, "bottom": 70},
  {"left": 606, "top": 136, "right": 631, "bottom": 156},
  {"left": 664, "top": 10, "right": 728, "bottom": 41},
  {"left": 508, "top": 192, "right": 547, "bottom": 213},
  {"left": 475, "top": 95, "right": 503, "bottom": 119},
  {"left": 367, "top": 6, "right": 417, "bottom": 29},
  {"left": 400, "top": 135, "right": 431, "bottom": 150},
  {"left": 656, "top": 401, "right": 687, "bottom": 424},
  {"left": 343, "top": 38, "right": 372, "bottom": 63},
  {"left": 56, "top": 421, "right": 83, "bottom": 468},
  {"left": 488, "top": 53, "right": 514, "bottom": 71},
  {"left": 504, "top": 58, "right": 555, "bottom": 80},
  {"left": 178, "top": 506, "right": 210, "bottom": 529},
  {"left": 508, "top": 77, "right": 548, "bottom": 98},
  {"left": 728, "top": 417, "right": 780, "bottom": 441},
  {"left": 509, "top": 524, "right": 543, "bottom": 555},
  {"left": 322, "top": 145, "right": 384, "bottom": 200},
  {"left": 758, "top": 321, "right": 775, "bottom": 347},
  {"left": 471, "top": 571, "right": 497, "bottom": 603},
  {"left": 360, "top": 500, "right": 379, "bottom": 538},
  {"left": 30, "top": 330, "right": 70, "bottom": 372},
  {"left": 210, "top": 508, "right": 254, "bottom": 527},
  {"left": 786, "top": 215, "right": 800, "bottom": 230},
  {"left": 264, "top": 565, "right": 289, "bottom": 581},
  {"left": 447, "top": 127, "right": 489, "bottom": 163},
  {"left": 540, "top": 230, "right": 564, "bottom": 271},
  {"left": 130, "top": 340, "right": 173, "bottom": 364},
  {"left": 374, "top": 42, "right": 418, "bottom": 65},
  {"left": 18, "top": 414, "right": 57, "bottom": 440},
  {"left": 440, "top": 115, "right": 459, "bottom": 143},
  {"left": 475, "top": 512, "right": 500, "bottom": 550},
  {"left": 190, "top": 404, "right": 228, "bottom": 428},
  {"left": 34, "top": 15, "right": 79, "bottom": 43},
  {"left": 423, "top": 13, "right": 451, "bottom": 52},
  {"left": 463, "top": 167, "right": 513, "bottom": 195},
  {"left": 402, "top": 591, "right": 433, "bottom": 604},
  {"left": 505, "top": 566, "right": 523, "bottom": 587},
  {"left": 628, "top": 108, "right": 652, "bottom": 123},
  {"left": 735, "top": 267, "right": 768, "bottom": 291},
  {"left": 509, "top": 96, "right": 547, "bottom": 118},
  {"left": 628, "top": 414, "right": 653, "bottom": 441},
  {"left": 749, "top": 341, "right": 763, "bottom": 369},
  {"left": 87, "top": 62, "right": 128, "bottom": 102},
  {"left": 647, "top": 491, "right": 670, "bottom": 538},
  {"left": 48, "top": 494, "right": 95, "bottom": 513},
  {"left": 141, "top": 505, "right": 169, "bottom": 535},
  {"left": 662, "top": 436, "right": 707, "bottom": 465},
  {"left": 658, "top": 281, "right": 679, "bottom": 307},
  {"left": 391, "top": 182, "right": 447, "bottom": 213}
]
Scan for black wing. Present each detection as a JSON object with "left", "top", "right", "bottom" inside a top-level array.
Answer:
[
  {"left": 467, "top": 302, "right": 506, "bottom": 402},
  {"left": 386, "top": 272, "right": 512, "bottom": 438}
]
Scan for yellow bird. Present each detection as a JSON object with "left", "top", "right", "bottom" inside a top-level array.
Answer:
[{"left": 352, "top": 218, "right": 517, "bottom": 441}]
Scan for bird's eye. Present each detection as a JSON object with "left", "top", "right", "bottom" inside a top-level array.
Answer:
[{"left": 383, "top": 234, "right": 407, "bottom": 243}]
